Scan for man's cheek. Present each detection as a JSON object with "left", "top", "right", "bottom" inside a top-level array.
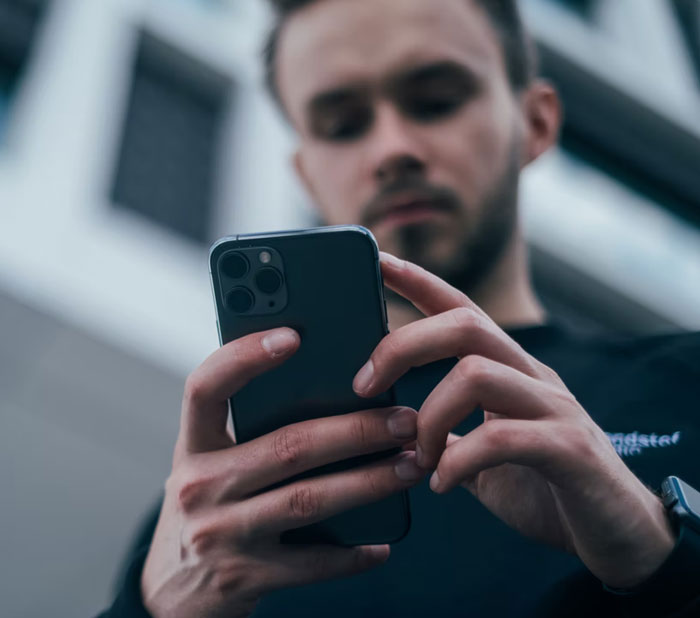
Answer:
[{"left": 460, "top": 126, "right": 509, "bottom": 192}]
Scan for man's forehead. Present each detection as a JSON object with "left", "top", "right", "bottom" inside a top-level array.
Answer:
[{"left": 277, "top": 0, "right": 501, "bottom": 118}]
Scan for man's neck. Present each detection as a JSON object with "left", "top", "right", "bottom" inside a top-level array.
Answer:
[{"left": 386, "top": 227, "right": 548, "bottom": 332}]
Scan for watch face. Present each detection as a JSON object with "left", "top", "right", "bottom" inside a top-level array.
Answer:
[
  {"left": 677, "top": 478, "right": 700, "bottom": 515},
  {"left": 663, "top": 477, "right": 700, "bottom": 535}
]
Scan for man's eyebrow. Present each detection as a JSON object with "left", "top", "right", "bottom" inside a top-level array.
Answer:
[
  {"left": 390, "top": 60, "right": 480, "bottom": 87},
  {"left": 307, "top": 86, "right": 368, "bottom": 113}
]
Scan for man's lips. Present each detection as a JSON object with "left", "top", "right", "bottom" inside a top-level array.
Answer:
[{"left": 368, "top": 196, "right": 453, "bottom": 228}]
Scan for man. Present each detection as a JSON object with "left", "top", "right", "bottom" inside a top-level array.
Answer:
[{"left": 98, "top": 0, "right": 700, "bottom": 616}]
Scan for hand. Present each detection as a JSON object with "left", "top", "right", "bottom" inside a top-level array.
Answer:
[
  {"left": 352, "top": 252, "right": 675, "bottom": 589},
  {"left": 141, "top": 327, "right": 425, "bottom": 618}
]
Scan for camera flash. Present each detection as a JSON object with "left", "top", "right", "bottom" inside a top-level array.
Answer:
[{"left": 259, "top": 251, "right": 272, "bottom": 264}]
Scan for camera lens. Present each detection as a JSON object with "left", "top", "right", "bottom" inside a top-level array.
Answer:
[
  {"left": 226, "top": 287, "right": 255, "bottom": 313},
  {"left": 255, "top": 267, "right": 283, "bottom": 295},
  {"left": 221, "top": 252, "right": 249, "bottom": 279}
]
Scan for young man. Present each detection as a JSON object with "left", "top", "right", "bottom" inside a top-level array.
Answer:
[{"left": 98, "top": 1, "right": 700, "bottom": 616}]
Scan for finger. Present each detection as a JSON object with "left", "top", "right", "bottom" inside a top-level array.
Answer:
[
  {"left": 379, "top": 252, "right": 489, "bottom": 319},
  {"left": 430, "top": 419, "right": 560, "bottom": 494},
  {"left": 353, "top": 307, "right": 541, "bottom": 398},
  {"left": 263, "top": 543, "right": 390, "bottom": 592},
  {"left": 180, "top": 327, "right": 300, "bottom": 454},
  {"left": 211, "top": 406, "right": 418, "bottom": 498},
  {"left": 239, "top": 451, "right": 425, "bottom": 538},
  {"left": 404, "top": 432, "right": 459, "bottom": 452},
  {"left": 416, "top": 355, "right": 567, "bottom": 468}
]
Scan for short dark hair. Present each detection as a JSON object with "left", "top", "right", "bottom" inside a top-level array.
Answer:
[{"left": 263, "top": 0, "right": 537, "bottom": 111}]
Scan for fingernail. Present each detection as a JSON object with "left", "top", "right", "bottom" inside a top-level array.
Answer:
[
  {"left": 429, "top": 471, "right": 441, "bottom": 492},
  {"left": 353, "top": 359, "right": 374, "bottom": 395},
  {"left": 387, "top": 408, "right": 416, "bottom": 440},
  {"left": 365, "top": 545, "right": 390, "bottom": 562},
  {"left": 261, "top": 330, "right": 297, "bottom": 357},
  {"left": 379, "top": 252, "right": 405, "bottom": 269},
  {"left": 394, "top": 453, "right": 426, "bottom": 481}
]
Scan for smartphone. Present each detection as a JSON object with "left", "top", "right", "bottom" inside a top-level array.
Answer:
[{"left": 209, "top": 225, "right": 410, "bottom": 546}]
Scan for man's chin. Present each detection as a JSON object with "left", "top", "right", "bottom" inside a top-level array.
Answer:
[{"left": 371, "top": 221, "right": 458, "bottom": 265}]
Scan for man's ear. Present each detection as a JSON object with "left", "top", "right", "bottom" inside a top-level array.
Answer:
[{"left": 521, "top": 80, "right": 562, "bottom": 167}]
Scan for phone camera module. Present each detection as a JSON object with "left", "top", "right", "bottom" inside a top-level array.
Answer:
[
  {"left": 255, "top": 267, "right": 283, "bottom": 295},
  {"left": 222, "top": 252, "right": 249, "bottom": 279},
  {"left": 226, "top": 287, "right": 255, "bottom": 313}
]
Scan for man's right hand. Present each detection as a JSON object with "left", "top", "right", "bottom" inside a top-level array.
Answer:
[{"left": 141, "top": 327, "right": 425, "bottom": 618}]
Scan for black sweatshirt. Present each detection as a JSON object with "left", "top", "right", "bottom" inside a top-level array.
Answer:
[{"left": 97, "top": 321, "right": 700, "bottom": 617}]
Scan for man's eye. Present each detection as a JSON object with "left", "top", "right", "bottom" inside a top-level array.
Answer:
[{"left": 313, "top": 108, "right": 372, "bottom": 142}]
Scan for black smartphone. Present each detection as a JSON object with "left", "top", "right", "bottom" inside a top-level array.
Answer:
[{"left": 209, "top": 225, "right": 410, "bottom": 546}]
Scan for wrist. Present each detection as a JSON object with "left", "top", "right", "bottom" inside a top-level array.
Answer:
[{"left": 600, "top": 490, "right": 676, "bottom": 589}]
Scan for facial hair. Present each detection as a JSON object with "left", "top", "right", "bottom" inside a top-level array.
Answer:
[{"left": 382, "top": 145, "right": 520, "bottom": 305}]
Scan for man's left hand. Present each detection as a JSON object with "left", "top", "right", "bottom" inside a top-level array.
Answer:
[{"left": 353, "top": 252, "right": 675, "bottom": 589}]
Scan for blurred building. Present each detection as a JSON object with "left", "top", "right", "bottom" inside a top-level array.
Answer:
[{"left": 1, "top": 0, "right": 699, "bottom": 615}]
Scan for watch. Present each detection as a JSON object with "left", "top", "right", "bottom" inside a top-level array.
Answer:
[{"left": 660, "top": 476, "right": 700, "bottom": 535}]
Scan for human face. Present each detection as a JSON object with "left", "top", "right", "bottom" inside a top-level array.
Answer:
[{"left": 277, "top": 0, "right": 527, "bottom": 292}]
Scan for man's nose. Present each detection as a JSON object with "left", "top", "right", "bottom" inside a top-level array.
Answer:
[{"left": 369, "top": 103, "right": 427, "bottom": 185}]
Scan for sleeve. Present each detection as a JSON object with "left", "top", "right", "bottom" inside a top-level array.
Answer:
[
  {"left": 531, "top": 525, "right": 700, "bottom": 617},
  {"left": 93, "top": 496, "right": 163, "bottom": 618},
  {"left": 602, "top": 525, "right": 700, "bottom": 618}
]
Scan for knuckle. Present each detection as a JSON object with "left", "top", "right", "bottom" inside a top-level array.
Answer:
[
  {"left": 172, "top": 470, "right": 211, "bottom": 514},
  {"left": 535, "top": 358, "right": 564, "bottom": 384},
  {"left": 378, "top": 332, "right": 403, "bottom": 364},
  {"left": 224, "top": 470, "right": 246, "bottom": 502},
  {"left": 288, "top": 485, "right": 321, "bottom": 521},
  {"left": 456, "top": 355, "right": 492, "bottom": 386},
  {"left": 272, "top": 427, "right": 310, "bottom": 467},
  {"left": 183, "top": 372, "right": 208, "bottom": 409},
  {"left": 416, "top": 412, "right": 432, "bottom": 437},
  {"left": 211, "top": 560, "right": 253, "bottom": 599},
  {"left": 484, "top": 422, "right": 513, "bottom": 451},
  {"left": 555, "top": 386, "right": 579, "bottom": 409},
  {"left": 541, "top": 381, "right": 579, "bottom": 414},
  {"left": 449, "top": 306, "right": 479, "bottom": 333},
  {"left": 562, "top": 422, "right": 597, "bottom": 459},
  {"left": 436, "top": 449, "right": 456, "bottom": 483},
  {"left": 230, "top": 508, "right": 255, "bottom": 543},
  {"left": 186, "top": 522, "right": 219, "bottom": 558}
]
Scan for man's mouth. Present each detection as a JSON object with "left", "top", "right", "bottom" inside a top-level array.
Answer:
[{"left": 369, "top": 196, "right": 453, "bottom": 229}]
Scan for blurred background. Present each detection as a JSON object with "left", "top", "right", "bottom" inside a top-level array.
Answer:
[{"left": 1, "top": 0, "right": 699, "bottom": 614}]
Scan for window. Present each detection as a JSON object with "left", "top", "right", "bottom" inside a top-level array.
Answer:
[
  {"left": 673, "top": 0, "right": 700, "bottom": 88},
  {"left": 0, "top": 0, "right": 46, "bottom": 142},
  {"left": 541, "top": 0, "right": 597, "bottom": 19},
  {"left": 111, "top": 33, "right": 232, "bottom": 244}
]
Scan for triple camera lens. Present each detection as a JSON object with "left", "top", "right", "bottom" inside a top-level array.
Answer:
[{"left": 222, "top": 252, "right": 284, "bottom": 314}]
